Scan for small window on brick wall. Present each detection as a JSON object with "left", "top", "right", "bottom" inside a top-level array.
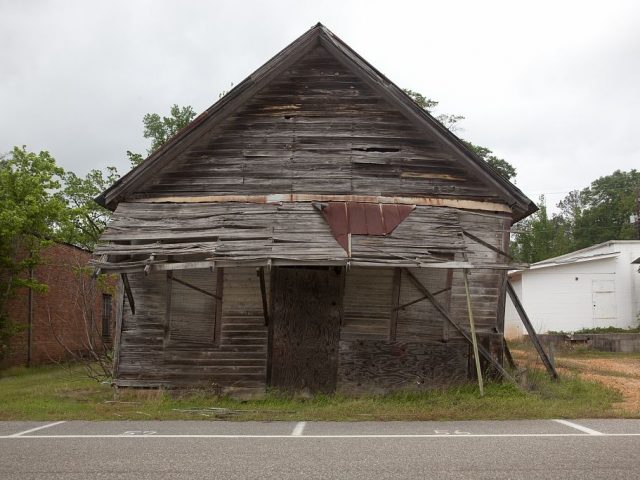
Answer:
[
  {"left": 166, "top": 269, "right": 223, "bottom": 345},
  {"left": 101, "top": 294, "right": 112, "bottom": 338}
]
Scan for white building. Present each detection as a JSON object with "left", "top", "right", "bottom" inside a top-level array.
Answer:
[{"left": 505, "top": 241, "right": 640, "bottom": 338}]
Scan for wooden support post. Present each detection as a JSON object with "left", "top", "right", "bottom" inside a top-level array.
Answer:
[
  {"left": 463, "top": 269, "right": 484, "bottom": 396},
  {"left": 215, "top": 268, "right": 224, "bottom": 345},
  {"left": 257, "top": 267, "right": 269, "bottom": 327},
  {"left": 506, "top": 281, "right": 559, "bottom": 380},
  {"left": 402, "top": 268, "right": 516, "bottom": 384},
  {"left": 112, "top": 277, "right": 125, "bottom": 378},
  {"left": 120, "top": 273, "right": 135, "bottom": 315},
  {"left": 389, "top": 268, "right": 401, "bottom": 341},
  {"left": 164, "top": 271, "right": 172, "bottom": 344},
  {"left": 503, "top": 338, "right": 517, "bottom": 370},
  {"left": 144, "top": 254, "right": 155, "bottom": 276}
]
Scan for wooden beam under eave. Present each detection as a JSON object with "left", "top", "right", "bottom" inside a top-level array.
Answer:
[
  {"left": 132, "top": 194, "right": 513, "bottom": 215},
  {"left": 92, "top": 258, "right": 528, "bottom": 274}
]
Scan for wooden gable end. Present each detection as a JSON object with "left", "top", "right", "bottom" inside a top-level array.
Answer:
[{"left": 132, "top": 45, "right": 502, "bottom": 202}]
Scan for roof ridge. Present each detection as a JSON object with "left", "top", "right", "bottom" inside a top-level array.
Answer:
[{"left": 96, "top": 24, "right": 536, "bottom": 221}]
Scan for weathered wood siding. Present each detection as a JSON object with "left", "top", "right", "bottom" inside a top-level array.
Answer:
[
  {"left": 337, "top": 266, "right": 468, "bottom": 392},
  {"left": 97, "top": 202, "right": 464, "bottom": 267},
  {"left": 450, "top": 212, "right": 509, "bottom": 336},
  {"left": 114, "top": 211, "right": 509, "bottom": 392},
  {"left": 135, "top": 46, "right": 502, "bottom": 204},
  {"left": 167, "top": 269, "right": 217, "bottom": 344},
  {"left": 396, "top": 267, "right": 450, "bottom": 341},
  {"left": 116, "top": 267, "right": 268, "bottom": 393},
  {"left": 337, "top": 340, "right": 468, "bottom": 394},
  {"left": 341, "top": 267, "right": 394, "bottom": 341}
]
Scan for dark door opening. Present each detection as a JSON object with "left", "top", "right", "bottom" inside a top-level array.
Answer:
[{"left": 268, "top": 267, "right": 342, "bottom": 393}]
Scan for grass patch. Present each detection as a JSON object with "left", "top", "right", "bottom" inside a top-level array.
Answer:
[{"left": 0, "top": 363, "right": 628, "bottom": 421}]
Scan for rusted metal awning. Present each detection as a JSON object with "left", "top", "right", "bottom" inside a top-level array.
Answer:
[{"left": 313, "top": 202, "right": 415, "bottom": 253}]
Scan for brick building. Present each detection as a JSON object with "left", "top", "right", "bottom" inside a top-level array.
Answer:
[{"left": 3, "top": 242, "right": 115, "bottom": 368}]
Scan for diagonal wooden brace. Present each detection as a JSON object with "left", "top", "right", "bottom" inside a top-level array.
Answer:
[
  {"left": 120, "top": 273, "right": 135, "bottom": 316},
  {"left": 402, "top": 268, "right": 516, "bottom": 384},
  {"left": 506, "top": 282, "right": 559, "bottom": 380}
]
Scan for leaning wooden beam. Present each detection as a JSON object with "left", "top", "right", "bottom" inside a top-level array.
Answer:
[
  {"left": 463, "top": 269, "right": 484, "bottom": 396},
  {"left": 503, "top": 338, "right": 517, "bottom": 370},
  {"left": 257, "top": 267, "right": 269, "bottom": 327},
  {"left": 506, "top": 282, "right": 559, "bottom": 380},
  {"left": 462, "top": 230, "right": 513, "bottom": 260},
  {"left": 402, "top": 268, "right": 516, "bottom": 384},
  {"left": 393, "top": 286, "right": 451, "bottom": 311},
  {"left": 170, "top": 275, "right": 221, "bottom": 300},
  {"left": 120, "top": 273, "right": 135, "bottom": 316}
]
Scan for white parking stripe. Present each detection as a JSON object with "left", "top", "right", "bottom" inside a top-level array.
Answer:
[
  {"left": 9, "top": 421, "right": 66, "bottom": 437},
  {"left": 553, "top": 419, "right": 604, "bottom": 435},
  {"left": 291, "top": 422, "right": 306, "bottom": 436},
  {"left": 2, "top": 433, "right": 640, "bottom": 439}
]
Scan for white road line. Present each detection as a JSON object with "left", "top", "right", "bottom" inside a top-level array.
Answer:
[
  {"left": 9, "top": 421, "right": 67, "bottom": 437},
  {"left": 553, "top": 419, "right": 604, "bottom": 435},
  {"left": 2, "top": 433, "right": 640, "bottom": 439},
  {"left": 291, "top": 422, "right": 306, "bottom": 436}
]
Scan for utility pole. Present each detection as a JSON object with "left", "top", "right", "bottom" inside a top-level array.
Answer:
[{"left": 636, "top": 189, "right": 640, "bottom": 240}]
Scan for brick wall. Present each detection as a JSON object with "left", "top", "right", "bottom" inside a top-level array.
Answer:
[{"left": 3, "top": 243, "right": 116, "bottom": 368}]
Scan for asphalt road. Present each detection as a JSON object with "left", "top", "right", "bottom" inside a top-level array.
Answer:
[{"left": 1, "top": 419, "right": 639, "bottom": 479}]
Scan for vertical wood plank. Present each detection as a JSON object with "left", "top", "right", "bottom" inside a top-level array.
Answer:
[
  {"left": 442, "top": 267, "right": 454, "bottom": 341},
  {"left": 164, "top": 271, "right": 173, "bottom": 345},
  {"left": 266, "top": 267, "right": 275, "bottom": 386},
  {"left": 215, "top": 267, "right": 224, "bottom": 345},
  {"left": 257, "top": 267, "right": 269, "bottom": 327},
  {"left": 111, "top": 277, "right": 124, "bottom": 378},
  {"left": 389, "top": 268, "right": 401, "bottom": 341},
  {"left": 463, "top": 269, "right": 484, "bottom": 396}
]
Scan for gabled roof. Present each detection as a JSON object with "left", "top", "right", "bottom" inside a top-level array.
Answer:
[{"left": 97, "top": 23, "right": 537, "bottom": 221}]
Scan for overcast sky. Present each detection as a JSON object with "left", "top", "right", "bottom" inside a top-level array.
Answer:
[{"left": 1, "top": 0, "right": 639, "bottom": 211}]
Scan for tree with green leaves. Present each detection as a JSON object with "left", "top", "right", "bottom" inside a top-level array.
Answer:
[
  {"left": 58, "top": 166, "right": 120, "bottom": 250},
  {"left": 403, "top": 89, "right": 517, "bottom": 181},
  {"left": 0, "top": 146, "right": 66, "bottom": 360},
  {"left": 127, "top": 104, "right": 196, "bottom": 167},
  {"left": 510, "top": 170, "right": 640, "bottom": 263},
  {"left": 567, "top": 169, "right": 640, "bottom": 249},
  {"left": 510, "top": 196, "right": 573, "bottom": 263}
]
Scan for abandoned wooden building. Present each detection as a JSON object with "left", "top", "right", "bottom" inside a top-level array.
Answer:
[{"left": 93, "top": 23, "right": 537, "bottom": 394}]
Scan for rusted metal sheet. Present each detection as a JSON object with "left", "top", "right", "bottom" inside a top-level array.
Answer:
[{"left": 317, "top": 202, "right": 415, "bottom": 253}]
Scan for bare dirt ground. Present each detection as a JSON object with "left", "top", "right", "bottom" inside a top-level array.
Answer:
[{"left": 512, "top": 348, "right": 640, "bottom": 415}]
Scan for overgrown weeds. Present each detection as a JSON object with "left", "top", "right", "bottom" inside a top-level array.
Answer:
[{"left": 0, "top": 362, "right": 626, "bottom": 421}]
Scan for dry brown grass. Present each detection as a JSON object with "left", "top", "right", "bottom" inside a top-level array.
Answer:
[{"left": 511, "top": 344, "right": 640, "bottom": 416}]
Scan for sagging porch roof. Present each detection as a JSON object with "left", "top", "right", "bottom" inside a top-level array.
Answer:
[{"left": 92, "top": 201, "right": 523, "bottom": 273}]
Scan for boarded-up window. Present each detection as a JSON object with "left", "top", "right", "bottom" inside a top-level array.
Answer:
[
  {"left": 341, "top": 267, "right": 394, "bottom": 341},
  {"left": 167, "top": 269, "right": 221, "bottom": 344},
  {"left": 101, "top": 294, "right": 112, "bottom": 338},
  {"left": 396, "top": 268, "right": 451, "bottom": 341}
]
